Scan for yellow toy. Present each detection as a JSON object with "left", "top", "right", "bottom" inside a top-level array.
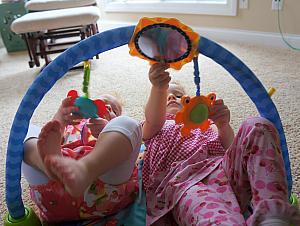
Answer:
[{"left": 175, "top": 93, "right": 216, "bottom": 136}]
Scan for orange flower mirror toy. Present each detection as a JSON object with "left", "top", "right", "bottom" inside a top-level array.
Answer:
[
  {"left": 129, "top": 17, "right": 216, "bottom": 136},
  {"left": 129, "top": 17, "right": 199, "bottom": 70}
]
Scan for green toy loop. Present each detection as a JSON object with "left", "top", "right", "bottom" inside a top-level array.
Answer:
[
  {"left": 290, "top": 194, "right": 299, "bottom": 209},
  {"left": 4, "top": 206, "right": 41, "bottom": 226},
  {"left": 82, "top": 60, "right": 91, "bottom": 98}
]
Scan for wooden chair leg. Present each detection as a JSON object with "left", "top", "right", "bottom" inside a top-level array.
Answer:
[
  {"left": 22, "top": 24, "right": 101, "bottom": 68},
  {"left": 80, "top": 27, "right": 86, "bottom": 40},
  {"left": 22, "top": 34, "right": 35, "bottom": 68},
  {"left": 91, "top": 23, "right": 98, "bottom": 35},
  {"left": 85, "top": 25, "right": 91, "bottom": 38},
  {"left": 27, "top": 33, "right": 40, "bottom": 67},
  {"left": 39, "top": 35, "right": 51, "bottom": 65}
]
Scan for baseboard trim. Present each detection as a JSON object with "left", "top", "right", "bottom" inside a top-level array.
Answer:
[
  {"left": 99, "top": 20, "right": 300, "bottom": 49},
  {"left": 195, "top": 27, "right": 300, "bottom": 49}
]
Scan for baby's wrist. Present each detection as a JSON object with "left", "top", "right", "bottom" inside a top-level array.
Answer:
[
  {"left": 152, "top": 85, "right": 168, "bottom": 92},
  {"left": 217, "top": 123, "right": 231, "bottom": 132}
]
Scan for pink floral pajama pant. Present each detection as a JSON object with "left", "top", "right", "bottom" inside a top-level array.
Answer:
[{"left": 172, "top": 117, "right": 300, "bottom": 226}]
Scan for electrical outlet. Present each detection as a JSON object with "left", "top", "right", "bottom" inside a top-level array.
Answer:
[
  {"left": 272, "top": 0, "right": 283, "bottom": 10},
  {"left": 239, "top": 0, "right": 248, "bottom": 9}
]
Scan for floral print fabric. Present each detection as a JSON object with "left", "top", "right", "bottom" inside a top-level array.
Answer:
[
  {"left": 144, "top": 116, "right": 300, "bottom": 225},
  {"left": 29, "top": 120, "right": 139, "bottom": 222}
]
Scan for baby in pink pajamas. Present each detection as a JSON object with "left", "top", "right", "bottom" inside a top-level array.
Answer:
[{"left": 142, "top": 63, "right": 300, "bottom": 226}]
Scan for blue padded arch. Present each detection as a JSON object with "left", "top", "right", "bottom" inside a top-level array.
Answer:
[{"left": 5, "top": 26, "right": 292, "bottom": 219}]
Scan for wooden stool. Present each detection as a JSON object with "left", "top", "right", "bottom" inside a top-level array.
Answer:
[
  {"left": 25, "top": 0, "right": 97, "bottom": 11},
  {"left": 11, "top": 6, "right": 100, "bottom": 68}
]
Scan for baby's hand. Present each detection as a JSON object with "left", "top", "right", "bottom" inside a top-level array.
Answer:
[
  {"left": 209, "top": 99, "right": 231, "bottom": 130},
  {"left": 149, "top": 63, "right": 171, "bottom": 89},
  {"left": 86, "top": 118, "right": 108, "bottom": 138},
  {"left": 53, "top": 97, "right": 83, "bottom": 129}
]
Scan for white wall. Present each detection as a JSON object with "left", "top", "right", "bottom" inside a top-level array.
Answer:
[
  {"left": 99, "top": 0, "right": 300, "bottom": 35},
  {"left": 97, "top": 0, "right": 300, "bottom": 48}
]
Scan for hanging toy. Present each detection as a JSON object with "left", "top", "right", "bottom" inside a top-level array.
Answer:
[
  {"left": 128, "top": 17, "right": 200, "bottom": 70},
  {"left": 128, "top": 17, "right": 215, "bottom": 136},
  {"left": 174, "top": 56, "right": 216, "bottom": 136},
  {"left": 67, "top": 61, "right": 107, "bottom": 119},
  {"left": 175, "top": 93, "right": 216, "bottom": 136}
]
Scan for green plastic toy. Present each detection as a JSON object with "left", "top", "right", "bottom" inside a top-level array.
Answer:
[{"left": 4, "top": 206, "right": 41, "bottom": 226}]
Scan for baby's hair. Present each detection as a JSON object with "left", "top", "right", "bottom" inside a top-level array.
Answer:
[
  {"left": 97, "top": 91, "right": 124, "bottom": 115},
  {"left": 169, "top": 80, "right": 186, "bottom": 94},
  {"left": 108, "top": 91, "right": 124, "bottom": 107}
]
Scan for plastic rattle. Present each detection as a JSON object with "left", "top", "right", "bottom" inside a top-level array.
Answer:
[
  {"left": 175, "top": 93, "right": 216, "bottom": 136},
  {"left": 67, "top": 60, "right": 107, "bottom": 118},
  {"left": 67, "top": 90, "right": 107, "bottom": 119}
]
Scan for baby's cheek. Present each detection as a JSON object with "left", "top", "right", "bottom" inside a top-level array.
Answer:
[{"left": 109, "top": 112, "right": 117, "bottom": 120}]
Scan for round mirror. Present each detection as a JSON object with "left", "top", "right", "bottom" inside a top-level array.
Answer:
[{"left": 134, "top": 24, "right": 192, "bottom": 63}]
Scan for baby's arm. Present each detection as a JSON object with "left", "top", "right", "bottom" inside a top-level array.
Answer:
[
  {"left": 86, "top": 118, "right": 108, "bottom": 138},
  {"left": 209, "top": 99, "right": 234, "bottom": 149},
  {"left": 143, "top": 63, "right": 171, "bottom": 140}
]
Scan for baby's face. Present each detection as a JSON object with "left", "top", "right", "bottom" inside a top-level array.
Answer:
[
  {"left": 166, "top": 83, "right": 185, "bottom": 114},
  {"left": 98, "top": 94, "right": 122, "bottom": 120}
]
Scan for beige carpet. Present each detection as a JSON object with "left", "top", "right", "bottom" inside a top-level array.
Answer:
[{"left": 0, "top": 39, "right": 300, "bottom": 221}]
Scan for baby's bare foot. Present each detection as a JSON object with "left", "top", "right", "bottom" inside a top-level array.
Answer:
[
  {"left": 37, "top": 120, "right": 63, "bottom": 178},
  {"left": 44, "top": 156, "right": 91, "bottom": 197}
]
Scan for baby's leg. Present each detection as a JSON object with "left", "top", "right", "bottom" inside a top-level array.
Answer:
[
  {"left": 37, "top": 120, "right": 63, "bottom": 160},
  {"left": 23, "top": 121, "right": 65, "bottom": 185},
  {"left": 23, "top": 124, "right": 50, "bottom": 184},
  {"left": 172, "top": 165, "right": 246, "bottom": 226},
  {"left": 222, "top": 116, "right": 300, "bottom": 225},
  {"left": 34, "top": 120, "right": 63, "bottom": 179},
  {"left": 23, "top": 122, "right": 62, "bottom": 176},
  {"left": 24, "top": 138, "right": 45, "bottom": 173},
  {"left": 98, "top": 115, "right": 142, "bottom": 185},
  {"left": 45, "top": 116, "right": 142, "bottom": 197}
]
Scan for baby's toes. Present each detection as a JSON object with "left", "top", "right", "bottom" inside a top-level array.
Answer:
[{"left": 46, "top": 156, "right": 63, "bottom": 173}]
